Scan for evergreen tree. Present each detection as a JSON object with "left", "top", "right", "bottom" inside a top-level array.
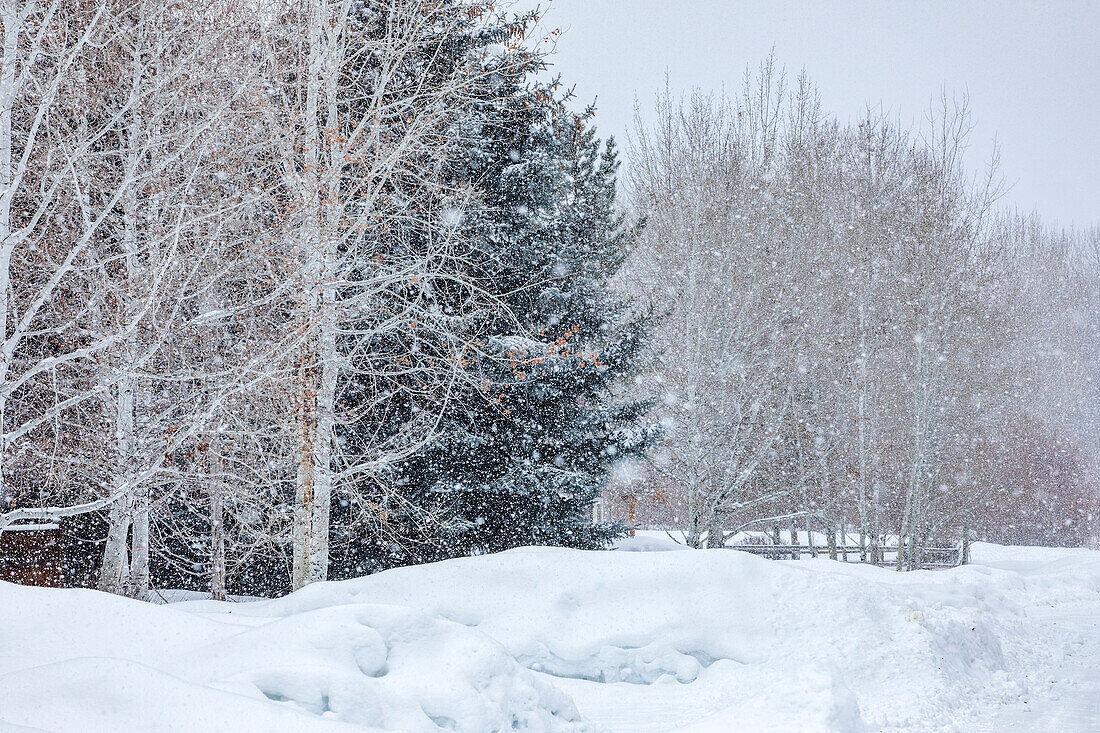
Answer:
[{"left": 333, "top": 63, "right": 655, "bottom": 574}]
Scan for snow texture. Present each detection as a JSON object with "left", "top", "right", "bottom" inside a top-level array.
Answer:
[{"left": 2, "top": 540, "right": 1098, "bottom": 732}]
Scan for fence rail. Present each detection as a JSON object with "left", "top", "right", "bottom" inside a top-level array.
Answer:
[{"left": 726, "top": 542, "right": 967, "bottom": 569}]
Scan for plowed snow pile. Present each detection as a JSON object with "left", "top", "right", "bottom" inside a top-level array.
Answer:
[{"left": 1, "top": 541, "right": 1097, "bottom": 732}]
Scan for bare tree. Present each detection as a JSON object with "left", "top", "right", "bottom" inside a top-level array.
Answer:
[{"left": 626, "top": 62, "right": 803, "bottom": 548}]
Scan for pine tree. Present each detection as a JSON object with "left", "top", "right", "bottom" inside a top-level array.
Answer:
[
  {"left": 332, "top": 65, "right": 655, "bottom": 574},
  {"left": 438, "top": 122, "right": 653, "bottom": 557}
]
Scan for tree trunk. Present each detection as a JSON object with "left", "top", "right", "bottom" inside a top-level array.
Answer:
[
  {"left": 899, "top": 325, "right": 930, "bottom": 572},
  {"left": 685, "top": 474, "right": 704, "bottom": 548},
  {"left": 0, "top": 9, "right": 16, "bottom": 500},
  {"left": 128, "top": 490, "right": 150, "bottom": 599},
  {"left": 292, "top": 354, "right": 317, "bottom": 590},
  {"left": 101, "top": 87, "right": 149, "bottom": 597},
  {"left": 292, "top": 1, "right": 337, "bottom": 590},
  {"left": 208, "top": 439, "right": 227, "bottom": 601},
  {"left": 856, "top": 288, "right": 872, "bottom": 560},
  {"left": 99, "top": 371, "right": 137, "bottom": 594},
  {"left": 98, "top": 493, "right": 133, "bottom": 593},
  {"left": 705, "top": 509, "right": 724, "bottom": 548},
  {"left": 308, "top": 307, "right": 337, "bottom": 582},
  {"left": 806, "top": 515, "right": 817, "bottom": 558}
]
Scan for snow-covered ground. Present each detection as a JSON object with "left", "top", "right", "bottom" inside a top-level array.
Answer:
[{"left": 1, "top": 539, "right": 1098, "bottom": 732}]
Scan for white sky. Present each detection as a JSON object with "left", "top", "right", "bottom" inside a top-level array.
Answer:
[{"left": 526, "top": 0, "right": 1099, "bottom": 228}]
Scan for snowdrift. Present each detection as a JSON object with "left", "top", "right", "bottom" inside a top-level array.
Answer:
[
  {"left": 0, "top": 581, "right": 581, "bottom": 732},
  {"left": 2, "top": 541, "right": 1098, "bottom": 732}
]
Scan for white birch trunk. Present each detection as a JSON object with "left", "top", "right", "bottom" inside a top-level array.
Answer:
[
  {"left": 292, "top": 353, "right": 317, "bottom": 589},
  {"left": 897, "top": 332, "right": 927, "bottom": 571},
  {"left": 99, "top": 91, "right": 147, "bottom": 594},
  {"left": 704, "top": 508, "right": 724, "bottom": 549},
  {"left": 98, "top": 370, "right": 136, "bottom": 592},
  {"left": 208, "top": 438, "right": 227, "bottom": 600},
  {"left": 129, "top": 490, "right": 150, "bottom": 597},
  {"left": 856, "top": 288, "right": 871, "bottom": 563},
  {"left": 291, "top": 0, "right": 330, "bottom": 589},
  {"left": 307, "top": 229, "right": 338, "bottom": 582},
  {"left": 0, "top": 5, "right": 20, "bottom": 498}
]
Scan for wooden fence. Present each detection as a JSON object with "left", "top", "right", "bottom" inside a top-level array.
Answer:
[
  {"left": 0, "top": 523, "right": 64, "bottom": 587},
  {"left": 727, "top": 541, "right": 968, "bottom": 569}
]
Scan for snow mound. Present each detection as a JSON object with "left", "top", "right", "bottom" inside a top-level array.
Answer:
[
  {"left": 3, "top": 542, "right": 1098, "bottom": 732},
  {"left": 236, "top": 546, "right": 1030, "bottom": 729},
  {"left": 0, "top": 657, "right": 357, "bottom": 733},
  {"left": 0, "top": 582, "right": 582, "bottom": 733}
]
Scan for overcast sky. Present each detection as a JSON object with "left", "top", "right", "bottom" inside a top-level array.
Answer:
[{"left": 526, "top": 0, "right": 1099, "bottom": 228}]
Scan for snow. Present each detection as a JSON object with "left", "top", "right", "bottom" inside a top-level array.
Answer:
[
  {"left": 0, "top": 584, "right": 581, "bottom": 732},
  {"left": 0, "top": 523, "right": 57, "bottom": 532},
  {"left": 2, "top": 541, "right": 1099, "bottom": 732},
  {"left": 612, "top": 532, "right": 689, "bottom": 553}
]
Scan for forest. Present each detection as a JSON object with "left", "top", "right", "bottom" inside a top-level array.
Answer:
[{"left": 1, "top": 0, "right": 1097, "bottom": 603}]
